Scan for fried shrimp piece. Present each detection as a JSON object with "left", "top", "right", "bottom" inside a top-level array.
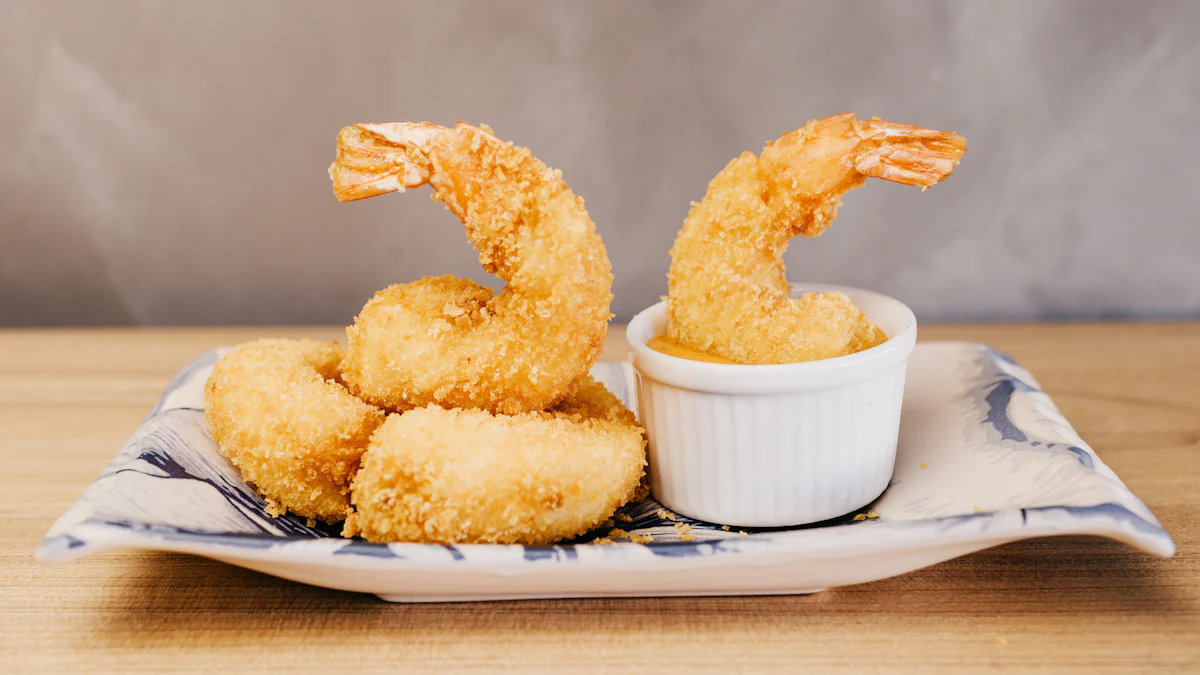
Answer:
[
  {"left": 667, "top": 113, "right": 967, "bottom": 364},
  {"left": 330, "top": 122, "right": 614, "bottom": 415},
  {"left": 343, "top": 377, "right": 646, "bottom": 545},
  {"left": 204, "top": 339, "right": 386, "bottom": 523}
]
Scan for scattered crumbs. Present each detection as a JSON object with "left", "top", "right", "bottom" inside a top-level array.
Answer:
[
  {"left": 920, "top": 463, "right": 928, "bottom": 469},
  {"left": 995, "top": 637, "right": 1008, "bottom": 646},
  {"left": 602, "top": 518, "right": 615, "bottom": 528},
  {"left": 264, "top": 498, "right": 285, "bottom": 518},
  {"left": 866, "top": 511, "right": 880, "bottom": 519},
  {"left": 679, "top": 533, "right": 697, "bottom": 542},
  {"left": 720, "top": 525, "right": 731, "bottom": 531},
  {"left": 972, "top": 506, "right": 983, "bottom": 513},
  {"left": 676, "top": 524, "right": 692, "bottom": 535},
  {"left": 614, "top": 513, "right": 632, "bottom": 523},
  {"left": 630, "top": 534, "right": 653, "bottom": 544},
  {"left": 305, "top": 518, "right": 317, "bottom": 528},
  {"left": 737, "top": 530, "right": 748, "bottom": 537},
  {"left": 656, "top": 509, "right": 677, "bottom": 522},
  {"left": 592, "top": 537, "right": 614, "bottom": 546},
  {"left": 673, "top": 522, "right": 685, "bottom": 529},
  {"left": 608, "top": 528, "right": 629, "bottom": 539},
  {"left": 853, "top": 513, "right": 867, "bottom": 522}
]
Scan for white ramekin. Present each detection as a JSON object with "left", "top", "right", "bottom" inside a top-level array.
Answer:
[{"left": 626, "top": 284, "right": 917, "bottom": 527}]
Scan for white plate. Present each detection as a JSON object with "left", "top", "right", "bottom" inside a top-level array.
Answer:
[{"left": 37, "top": 342, "right": 1173, "bottom": 602}]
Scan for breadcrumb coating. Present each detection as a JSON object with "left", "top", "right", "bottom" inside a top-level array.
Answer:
[
  {"left": 203, "top": 339, "right": 385, "bottom": 523},
  {"left": 343, "top": 377, "right": 646, "bottom": 544},
  {"left": 666, "top": 113, "right": 965, "bottom": 364},
  {"left": 332, "top": 122, "right": 613, "bottom": 414}
]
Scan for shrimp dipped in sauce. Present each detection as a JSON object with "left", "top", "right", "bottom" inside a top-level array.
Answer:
[{"left": 666, "top": 113, "right": 967, "bottom": 364}]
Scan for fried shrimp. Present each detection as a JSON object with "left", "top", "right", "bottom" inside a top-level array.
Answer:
[
  {"left": 343, "top": 377, "right": 647, "bottom": 545},
  {"left": 204, "top": 339, "right": 385, "bottom": 523},
  {"left": 330, "top": 122, "right": 614, "bottom": 415},
  {"left": 667, "top": 113, "right": 967, "bottom": 364}
]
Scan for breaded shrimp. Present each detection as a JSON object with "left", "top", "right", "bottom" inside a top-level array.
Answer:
[
  {"left": 343, "top": 376, "right": 646, "bottom": 545},
  {"left": 204, "top": 339, "right": 386, "bottom": 523},
  {"left": 330, "top": 122, "right": 614, "bottom": 415},
  {"left": 667, "top": 113, "right": 967, "bottom": 364}
]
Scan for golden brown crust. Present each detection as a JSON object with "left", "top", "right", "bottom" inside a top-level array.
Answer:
[
  {"left": 332, "top": 123, "right": 613, "bottom": 415},
  {"left": 203, "top": 339, "right": 385, "bottom": 523},
  {"left": 344, "top": 377, "right": 646, "bottom": 544},
  {"left": 666, "top": 113, "right": 965, "bottom": 364}
]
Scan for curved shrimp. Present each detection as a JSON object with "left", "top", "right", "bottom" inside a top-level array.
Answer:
[
  {"left": 666, "top": 113, "right": 967, "bottom": 364},
  {"left": 204, "top": 339, "right": 385, "bottom": 523},
  {"left": 329, "top": 122, "right": 613, "bottom": 415}
]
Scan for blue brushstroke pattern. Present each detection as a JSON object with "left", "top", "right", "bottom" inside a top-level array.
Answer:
[{"left": 978, "top": 348, "right": 1095, "bottom": 469}]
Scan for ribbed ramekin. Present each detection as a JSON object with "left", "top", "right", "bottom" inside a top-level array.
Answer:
[{"left": 626, "top": 284, "right": 917, "bottom": 527}]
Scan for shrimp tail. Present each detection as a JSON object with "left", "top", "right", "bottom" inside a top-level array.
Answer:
[
  {"left": 853, "top": 118, "right": 968, "bottom": 188},
  {"left": 328, "top": 123, "right": 444, "bottom": 202}
]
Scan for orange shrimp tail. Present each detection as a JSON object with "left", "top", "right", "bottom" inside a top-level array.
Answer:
[
  {"left": 854, "top": 117, "right": 967, "bottom": 188},
  {"left": 329, "top": 123, "right": 438, "bottom": 202}
]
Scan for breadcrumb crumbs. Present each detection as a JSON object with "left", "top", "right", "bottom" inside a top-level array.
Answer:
[
  {"left": 853, "top": 513, "right": 867, "bottom": 521},
  {"left": 679, "top": 533, "right": 696, "bottom": 542},
  {"left": 656, "top": 509, "right": 677, "bottom": 522},
  {"left": 866, "top": 511, "right": 880, "bottom": 519},
  {"left": 630, "top": 534, "right": 653, "bottom": 544},
  {"left": 720, "top": 525, "right": 731, "bottom": 531},
  {"left": 737, "top": 530, "right": 748, "bottom": 536},
  {"left": 592, "top": 537, "right": 614, "bottom": 546},
  {"left": 972, "top": 506, "right": 983, "bottom": 513},
  {"left": 614, "top": 513, "right": 632, "bottom": 523},
  {"left": 602, "top": 518, "right": 615, "bottom": 528},
  {"left": 608, "top": 528, "right": 629, "bottom": 539}
]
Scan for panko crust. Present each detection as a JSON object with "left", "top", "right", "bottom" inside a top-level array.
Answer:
[
  {"left": 333, "top": 123, "right": 613, "bottom": 415},
  {"left": 204, "top": 339, "right": 385, "bottom": 523},
  {"left": 666, "top": 113, "right": 964, "bottom": 364},
  {"left": 344, "top": 377, "right": 646, "bottom": 544}
]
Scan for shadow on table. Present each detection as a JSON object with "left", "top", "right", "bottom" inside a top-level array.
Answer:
[{"left": 77, "top": 535, "right": 1189, "bottom": 652}]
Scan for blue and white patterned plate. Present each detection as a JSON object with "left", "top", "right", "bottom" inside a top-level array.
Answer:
[{"left": 37, "top": 342, "right": 1173, "bottom": 602}]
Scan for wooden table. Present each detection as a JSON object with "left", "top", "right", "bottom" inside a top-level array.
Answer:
[{"left": 2, "top": 325, "right": 1197, "bottom": 673}]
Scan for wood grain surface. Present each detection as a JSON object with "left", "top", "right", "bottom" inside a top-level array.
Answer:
[{"left": 1, "top": 325, "right": 1197, "bottom": 673}]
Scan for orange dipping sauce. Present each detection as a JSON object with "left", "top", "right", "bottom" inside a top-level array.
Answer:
[{"left": 646, "top": 335, "right": 739, "bottom": 364}]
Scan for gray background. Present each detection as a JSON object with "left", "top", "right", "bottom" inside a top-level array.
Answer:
[{"left": 2, "top": 0, "right": 1198, "bottom": 326}]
